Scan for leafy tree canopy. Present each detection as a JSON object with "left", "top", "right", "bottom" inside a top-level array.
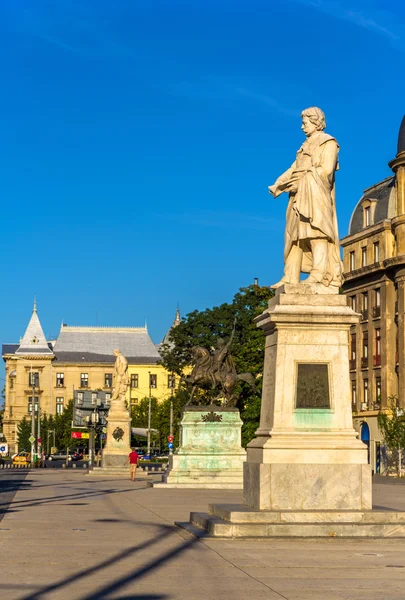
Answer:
[{"left": 160, "top": 284, "right": 273, "bottom": 445}]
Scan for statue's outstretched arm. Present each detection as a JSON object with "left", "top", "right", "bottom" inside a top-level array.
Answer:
[{"left": 269, "top": 161, "right": 297, "bottom": 197}]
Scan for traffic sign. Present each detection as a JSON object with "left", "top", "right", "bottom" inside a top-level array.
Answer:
[
  {"left": 29, "top": 435, "right": 35, "bottom": 444},
  {"left": 168, "top": 442, "right": 173, "bottom": 448},
  {"left": 71, "top": 432, "right": 82, "bottom": 439},
  {"left": 167, "top": 435, "right": 174, "bottom": 442},
  {"left": 37, "top": 437, "right": 42, "bottom": 444},
  {"left": 82, "top": 433, "right": 89, "bottom": 439},
  {"left": 102, "top": 427, "right": 107, "bottom": 434},
  {"left": 100, "top": 433, "right": 106, "bottom": 440}
]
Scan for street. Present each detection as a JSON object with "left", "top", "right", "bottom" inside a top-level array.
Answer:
[{"left": 0, "top": 472, "right": 404, "bottom": 599}]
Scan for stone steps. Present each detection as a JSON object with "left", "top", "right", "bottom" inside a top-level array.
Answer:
[{"left": 176, "top": 504, "right": 405, "bottom": 538}]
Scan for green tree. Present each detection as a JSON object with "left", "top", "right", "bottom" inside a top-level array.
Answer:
[
  {"left": 53, "top": 400, "right": 74, "bottom": 450},
  {"left": 17, "top": 416, "right": 31, "bottom": 452},
  {"left": 160, "top": 284, "right": 273, "bottom": 446},
  {"left": 377, "top": 396, "right": 405, "bottom": 476}
]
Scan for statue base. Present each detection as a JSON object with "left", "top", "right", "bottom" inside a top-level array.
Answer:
[
  {"left": 180, "top": 283, "right": 402, "bottom": 537},
  {"left": 102, "top": 405, "right": 131, "bottom": 468},
  {"left": 154, "top": 406, "right": 246, "bottom": 489}
]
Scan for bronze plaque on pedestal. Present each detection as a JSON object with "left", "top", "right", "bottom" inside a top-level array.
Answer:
[{"left": 296, "top": 363, "right": 330, "bottom": 409}]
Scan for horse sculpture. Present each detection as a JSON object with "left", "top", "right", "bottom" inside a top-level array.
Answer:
[{"left": 184, "top": 326, "right": 256, "bottom": 406}]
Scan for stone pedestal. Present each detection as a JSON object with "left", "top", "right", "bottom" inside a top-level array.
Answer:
[
  {"left": 154, "top": 406, "right": 246, "bottom": 489},
  {"left": 244, "top": 283, "right": 371, "bottom": 511},
  {"left": 102, "top": 398, "right": 131, "bottom": 468},
  {"left": 179, "top": 284, "right": 405, "bottom": 537}
]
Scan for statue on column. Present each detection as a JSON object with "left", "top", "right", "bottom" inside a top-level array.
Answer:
[
  {"left": 268, "top": 107, "right": 343, "bottom": 288},
  {"left": 111, "top": 349, "right": 129, "bottom": 406}
]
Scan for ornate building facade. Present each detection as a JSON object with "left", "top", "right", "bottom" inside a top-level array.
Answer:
[
  {"left": 341, "top": 115, "right": 405, "bottom": 472},
  {"left": 2, "top": 303, "right": 180, "bottom": 453}
]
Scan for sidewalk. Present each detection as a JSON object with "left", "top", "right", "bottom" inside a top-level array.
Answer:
[{"left": 0, "top": 471, "right": 404, "bottom": 600}]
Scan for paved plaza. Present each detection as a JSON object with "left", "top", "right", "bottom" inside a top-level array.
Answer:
[{"left": 0, "top": 471, "right": 404, "bottom": 599}]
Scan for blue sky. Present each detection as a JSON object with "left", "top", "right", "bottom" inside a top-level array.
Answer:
[{"left": 0, "top": 0, "right": 404, "bottom": 346}]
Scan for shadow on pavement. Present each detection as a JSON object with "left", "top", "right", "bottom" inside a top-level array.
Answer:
[{"left": 13, "top": 521, "right": 202, "bottom": 600}]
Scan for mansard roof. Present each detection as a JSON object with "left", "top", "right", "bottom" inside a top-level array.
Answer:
[
  {"left": 348, "top": 176, "right": 396, "bottom": 236},
  {"left": 52, "top": 325, "right": 161, "bottom": 363}
]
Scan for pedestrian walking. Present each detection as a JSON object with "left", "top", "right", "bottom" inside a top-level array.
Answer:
[{"left": 126, "top": 447, "right": 139, "bottom": 481}]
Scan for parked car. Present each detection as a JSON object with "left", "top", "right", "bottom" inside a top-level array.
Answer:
[
  {"left": 48, "top": 450, "right": 80, "bottom": 461},
  {"left": 12, "top": 451, "right": 31, "bottom": 466}
]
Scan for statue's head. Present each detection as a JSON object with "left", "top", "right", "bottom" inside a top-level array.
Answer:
[
  {"left": 301, "top": 107, "right": 326, "bottom": 136},
  {"left": 113, "top": 349, "right": 121, "bottom": 356}
]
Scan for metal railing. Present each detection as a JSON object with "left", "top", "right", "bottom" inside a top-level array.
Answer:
[{"left": 360, "top": 309, "right": 368, "bottom": 321}]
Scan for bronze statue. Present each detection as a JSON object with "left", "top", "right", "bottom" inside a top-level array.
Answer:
[{"left": 185, "top": 325, "right": 256, "bottom": 406}]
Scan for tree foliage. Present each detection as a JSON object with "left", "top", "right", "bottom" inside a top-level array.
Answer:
[
  {"left": 377, "top": 396, "right": 405, "bottom": 476},
  {"left": 17, "top": 416, "right": 31, "bottom": 451},
  {"left": 160, "top": 284, "right": 273, "bottom": 446},
  {"left": 377, "top": 396, "right": 405, "bottom": 451}
]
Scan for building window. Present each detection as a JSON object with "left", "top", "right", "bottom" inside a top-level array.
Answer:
[
  {"left": 350, "top": 333, "right": 356, "bottom": 370},
  {"left": 56, "top": 373, "right": 64, "bottom": 387},
  {"left": 363, "top": 379, "right": 369, "bottom": 407},
  {"left": 56, "top": 398, "right": 64, "bottom": 414},
  {"left": 361, "top": 292, "right": 368, "bottom": 321},
  {"left": 350, "top": 251, "right": 355, "bottom": 271},
  {"left": 350, "top": 296, "right": 356, "bottom": 311},
  {"left": 374, "top": 328, "right": 381, "bottom": 366},
  {"left": 28, "top": 397, "right": 39, "bottom": 414},
  {"left": 149, "top": 374, "right": 157, "bottom": 389},
  {"left": 352, "top": 382, "right": 357, "bottom": 407},
  {"left": 375, "top": 378, "right": 381, "bottom": 406},
  {"left": 361, "top": 246, "right": 367, "bottom": 267},
  {"left": 91, "top": 392, "right": 98, "bottom": 406},
  {"left": 105, "top": 393, "right": 111, "bottom": 405},
  {"left": 362, "top": 331, "right": 368, "bottom": 367},
  {"left": 373, "top": 242, "right": 380, "bottom": 263},
  {"left": 28, "top": 372, "right": 40, "bottom": 388},
  {"left": 80, "top": 373, "right": 89, "bottom": 388},
  {"left": 168, "top": 374, "right": 175, "bottom": 389},
  {"left": 77, "top": 392, "right": 84, "bottom": 406},
  {"left": 364, "top": 206, "right": 371, "bottom": 227},
  {"left": 104, "top": 373, "right": 113, "bottom": 388},
  {"left": 351, "top": 333, "right": 356, "bottom": 361},
  {"left": 375, "top": 288, "right": 381, "bottom": 307},
  {"left": 130, "top": 374, "right": 139, "bottom": 388},
  {"left": 9, "top": 377, "right": 14, "bottom": 390}
]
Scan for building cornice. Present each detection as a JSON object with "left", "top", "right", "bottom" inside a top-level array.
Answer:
[{"left": 340, "top": 220, "right": 392, "bottom": 247}]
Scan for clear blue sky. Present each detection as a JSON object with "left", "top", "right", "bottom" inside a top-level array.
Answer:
[{"left": 0, "top": 0, "right": 404, "bottom": 345}]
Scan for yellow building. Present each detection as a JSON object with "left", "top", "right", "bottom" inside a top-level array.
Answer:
[
  {"left": 341, "top": 114, "right": 405, "bottom": 472},
  {"left": 2, "top": 302, "right": 180, "bottom": 453}
]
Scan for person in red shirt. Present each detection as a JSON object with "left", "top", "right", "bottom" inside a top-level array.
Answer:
[{"left": 126, "top": 447, "right": 139, "bottom": 481}]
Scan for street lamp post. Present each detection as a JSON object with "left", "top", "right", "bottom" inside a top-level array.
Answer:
[
  {"left": 169, "top": 380, "right": 174, "bottom": 456},
  {"left": 147, "top": 372, "right": 152, "bottom": 457},
  {"left": 30, "top": 367, "right": 36, "bottom": 464}
]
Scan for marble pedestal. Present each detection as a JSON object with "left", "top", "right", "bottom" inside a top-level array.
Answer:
[
  {"left": 102, "top": 399, "right": 131, "bottom": 469},
  {"left": 154, "top": 406, "right": 246, "bottom": 489},
  {"left": 179, "top": 284, "right": 405, "bottom": 537}
]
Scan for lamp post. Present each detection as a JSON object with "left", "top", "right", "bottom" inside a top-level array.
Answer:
[
  {"left": 147, "top": 372, "right": 152, "bottom": 457},
  {"left": 169, "top": 376, "right": 174, "bottom": 456},
  {"left": 47, "top": 429, "right": 55, "bottom": 455},
  {"left": 13, "top": 356, "right": 37, "bottom": 462}
]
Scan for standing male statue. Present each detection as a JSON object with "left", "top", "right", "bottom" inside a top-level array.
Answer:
[
  {"left": 268, "top": 107, "right": 343, "bottom": 288},
  {"left": 111, "top": 348, "right": 129, "bottom": 404}
]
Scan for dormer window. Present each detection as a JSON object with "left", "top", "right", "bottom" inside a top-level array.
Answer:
[
  {"left": 364, "top": 206, "right": 370, "bottom": 227},
  {"left": 361, "top": 198, "right": 377, "bottom": 229}
]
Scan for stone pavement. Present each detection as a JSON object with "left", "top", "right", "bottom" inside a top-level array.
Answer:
[{"left": 0, "top": 471, "right": 404, "bottom": 599}]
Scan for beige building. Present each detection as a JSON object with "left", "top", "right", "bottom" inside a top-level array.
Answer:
[
  {"left": 2, "top": 303, "right": 180, "bottom": 453},
  {"left": 341, "top": 114, "right": 405, "bottom": 472}
]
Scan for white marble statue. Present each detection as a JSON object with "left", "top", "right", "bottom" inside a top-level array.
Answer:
[
  {"left": 269, "top": 107, "right": 343, "bottom": 288},
  {"left": 111, "top": 349, "right": 129, "bottom": 404}
]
